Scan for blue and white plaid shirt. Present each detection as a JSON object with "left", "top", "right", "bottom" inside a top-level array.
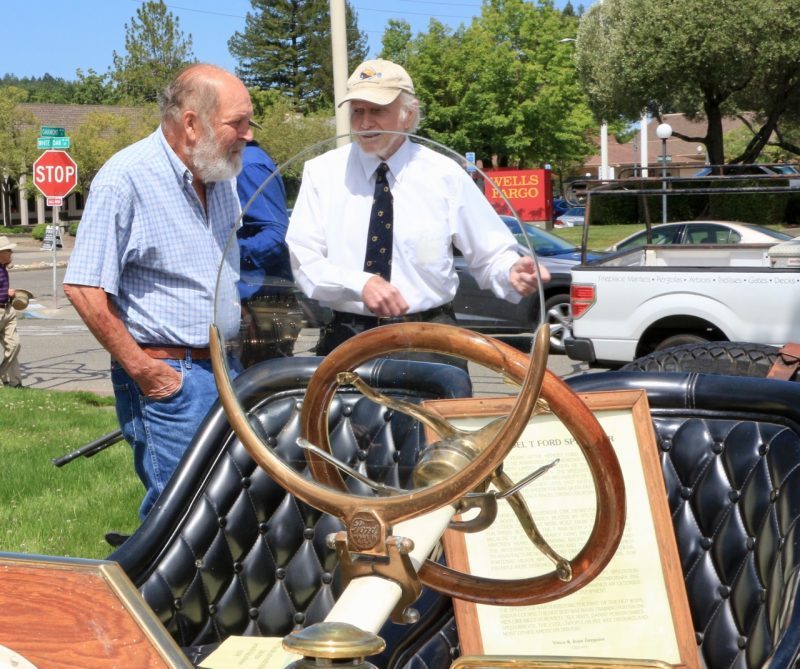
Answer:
[{"left": 65, "top": 127, "right": 241, "bottom": 346}]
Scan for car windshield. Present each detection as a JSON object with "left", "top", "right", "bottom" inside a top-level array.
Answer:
[
  {"left": 564, "top": 207, "right": 584, "bottom": 216},
  {"left": 501, "top": 216, "right": 578, "bottom": 255}
]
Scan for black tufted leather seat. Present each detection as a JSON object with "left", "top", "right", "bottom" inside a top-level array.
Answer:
[
  {"left": 109, "top": 357, "right": 470, "bottom": 668},
  {"left": 567, "top": 371, "right": 800, "bottom": 669}
]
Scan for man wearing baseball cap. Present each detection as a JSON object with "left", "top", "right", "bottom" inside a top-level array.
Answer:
[
  {"left": 0, "top": 236, "right": 22, "bottom": 388},
  {"left": 286, "top": 59, "right": 546, "bottom": 360}
]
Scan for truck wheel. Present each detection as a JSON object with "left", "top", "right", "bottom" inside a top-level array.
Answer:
[
  {"left": 654, "top": 334, "right": 708, "bottom": 350},
  {"left": 544, "top": 294, "right": 571, "bottom": 354},
  {"left": 621, "top": 341, "right": 780, "bottom": 377}
]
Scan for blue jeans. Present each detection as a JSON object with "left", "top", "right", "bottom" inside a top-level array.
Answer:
[{"left": 112, "top": 355, "right": 219, "bottom": 520}]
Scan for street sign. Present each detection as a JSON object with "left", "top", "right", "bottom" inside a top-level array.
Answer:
[
  {"left": 37, "top": 137, "right": 71, "bottom": 150},
  {"left": 41, "top": 225, "right": 63, "bottom": 251},
  {"left": 465, "top": 151, "right": 477, "bottom": 173},
  {"left": 33, "top": 150, "right": 78, "bottom": 203},
  {"left": 40, "top": 126, "right": 66, "bottom": 137}
]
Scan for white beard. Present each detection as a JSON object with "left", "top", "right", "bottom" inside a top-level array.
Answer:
[{"left": 191, "top": 126, "right": 243, "bottom": 182}]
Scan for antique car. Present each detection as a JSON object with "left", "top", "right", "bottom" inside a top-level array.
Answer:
[{"left": 5, "top": 142, "right": 800, "bottom": 669}]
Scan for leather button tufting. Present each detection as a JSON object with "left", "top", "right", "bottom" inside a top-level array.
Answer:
[
  {"left": 303, "top": 528, "right": 314, "bottom": 540},
  {"left": 660, "top": 439, "right": 671, "bottom": 452},
  {"left": 276, "top": 568, "right": 286, "bottom": 579},
  {"left": 719, "top": 585, "right": 731, "bottom": 598},
  {"left": 218, "top": 516, "right": 227, "bottom": 528},
  {"left": 384, "top": 409, "right": 393, "bottom": 421},
  {"left": 695, "top": 632, "right": 703, "bottom": 644},
  {"left": 259, "top": 522, "right": 268, "bottom": 534},
  {"left": 771, "top": 490, "right": 780, "bottom": 502},
  {"left": 294, "top": 613, "right": 305, "bottom": 624},
  {"left": 322, "top": 572, "right": 332, "bottom": 584},
  {"left": 759, "top": 444, "right": 768, "bottom": 456},
  {"left": 712, "top": 442, "right": 723, "bottom": 454},
  {"left": 700, "top": 537, "right": 712, "bottom": 550},
  {"left": 747, "top": 537, "right": 756, "bottom": 550},
  {"left": 233, "top": 561, "right": 243, "bottom": 573},
  {"left": 208, "top": 604, "right": 217, "bottom": 615},
  {"left": 738, "top": 637, "right": 747, "bottom": 650},
  {"left": 680, "top": 486, "right": 692, "bottom": 499},
  {"left": 174, "top": 598, "right": 182, "bottom": 610},
  {"left": 267, "top": 436, "right": 277, "bottom": 446},
  {"left": 728, "top": 490, "right": 740, "bottom": 503},
  {"left": 249, "top": 607, "right": 259, "bottom": 619},
  {"left": 343, "top": 406, "right": 352, "bottom": 416},
  {"left": 357, "top": 449, "right": 368, "bottom": 460},
  {"left": 241, "top": 477, "right": 251, "bottom": 488}
]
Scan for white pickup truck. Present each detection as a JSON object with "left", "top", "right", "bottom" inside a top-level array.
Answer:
[{"left": 564, "top": 241, "right": 800, "bottom": 367}]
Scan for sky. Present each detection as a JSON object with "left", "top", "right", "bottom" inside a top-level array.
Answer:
[{"left": 1, "top": 0, "right": 580, "bottom": 81}]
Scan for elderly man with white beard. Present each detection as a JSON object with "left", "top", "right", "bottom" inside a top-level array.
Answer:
[{"left": 64, "top": 63, "right": 254, "bottom": 526}]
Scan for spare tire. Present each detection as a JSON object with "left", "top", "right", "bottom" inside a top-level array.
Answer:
[{"left": 620, "top": 341, "right": 781, "bottom": 377}]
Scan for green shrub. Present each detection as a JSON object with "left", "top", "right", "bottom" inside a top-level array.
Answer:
[
  {"left": 68, "top": 221, "right": 79, "bottom": 236},
  {"left": 31, "top": 223, "right": 48, "bottom": 241}
]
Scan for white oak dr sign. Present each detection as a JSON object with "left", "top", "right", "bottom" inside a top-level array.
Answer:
[{"left": 33, "top": 150, "right": 78, "bottom": 206}]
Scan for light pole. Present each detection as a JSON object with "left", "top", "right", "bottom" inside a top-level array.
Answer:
[{"left": 656, "top": 123, "right": 672, "bottom": 224}]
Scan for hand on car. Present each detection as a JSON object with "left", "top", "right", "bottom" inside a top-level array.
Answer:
[{"left": 510, "top": 255, "right": 549, "bottom": 297}]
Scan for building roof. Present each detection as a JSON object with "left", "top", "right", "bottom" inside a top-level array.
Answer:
[
  {"left": 584, "top": 112, "right": 750, "bottom": 176},
  {"left": 20, "top": 102, "right": 153, "bottom": 133}
]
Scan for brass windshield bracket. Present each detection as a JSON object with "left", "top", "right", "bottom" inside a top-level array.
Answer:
[{"left": 329, "top": 531, "right": 422, "bottom": 625}]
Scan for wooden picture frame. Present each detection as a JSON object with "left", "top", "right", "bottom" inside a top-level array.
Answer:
[
  {"left": 0, "top": 552, "right": 191, "bottom": 668},
  {"left": 422, "top": 390, "right": 698, "bottom": 669}
]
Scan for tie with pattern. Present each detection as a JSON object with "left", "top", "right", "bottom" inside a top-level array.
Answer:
[{"left": 363, "top": 162, "right": 393, "bottom": 281}]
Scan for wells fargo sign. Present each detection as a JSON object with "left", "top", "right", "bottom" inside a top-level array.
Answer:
[{"left": 483, "top": 168, "right": 552, "bottom": 222}]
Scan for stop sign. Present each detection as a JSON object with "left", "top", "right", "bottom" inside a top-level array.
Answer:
[{"left": 33, "top": 150, "right": 78, "bottom": 200}]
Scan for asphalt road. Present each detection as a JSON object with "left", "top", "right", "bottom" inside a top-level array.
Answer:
[{"left": 12, "top": 238, "right": 601, "bottom": 396}]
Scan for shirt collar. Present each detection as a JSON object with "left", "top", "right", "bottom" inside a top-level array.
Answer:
[
  {"left": 157, "top": 126, "right": 194, "bottom": 187},
  {"left": 355, "top": 137, "right": 411, "bottom": 183}
]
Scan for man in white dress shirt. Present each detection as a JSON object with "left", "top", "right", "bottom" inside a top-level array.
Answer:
[{"left": 286, "top": 58, "right": 547, "bottom": 357}]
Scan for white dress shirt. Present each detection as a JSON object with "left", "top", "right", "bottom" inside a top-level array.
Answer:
[{"left": 286, "top": 139, "right": 523, "bottom": 316}]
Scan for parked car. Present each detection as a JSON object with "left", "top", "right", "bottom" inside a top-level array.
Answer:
[
  {"left": 607, "top": 220, "right": 793, "bottom": 252},
  {"left": 694, "top": 163, "right": 800, "bottom": 188},
  {"left": 553, "top": 206, "right": 586, "bottom": 228},
  {"left": 453, "top": 217, "right": 601, "bottom": 353}
]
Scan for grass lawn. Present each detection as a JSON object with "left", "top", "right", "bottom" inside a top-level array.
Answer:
[{"left": 0, "top": 386, "right": 141, "bottom": 559}]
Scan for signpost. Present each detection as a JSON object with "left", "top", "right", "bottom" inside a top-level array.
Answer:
[{"left": 33, "top": 135, "right": 77, "bottom": 309}]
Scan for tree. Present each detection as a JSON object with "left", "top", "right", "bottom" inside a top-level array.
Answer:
[
  {"left": 0, "top": 88, "right": 38, "bottom": 226},
  {"left": 380, "top": 19, "right": 413, "bottom": 64},
  {"left": 228, "top": 0, "right": 367, "bottom": 113},
  {"left": 70, "top": 109, "right": 158, "bottom": 193},
  {"left": 111, "top": 0, "right": 195, "bottom": 103},
  {"left": 574, "top": 0, "right": 800, "bottom": 166},
  {"left": 391, "top": 1, "right": 596, "bottom": 170}
]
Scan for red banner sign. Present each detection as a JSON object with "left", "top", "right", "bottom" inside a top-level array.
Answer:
[{"left": 483, "top": 168, "right": 552, "bottom": 222}]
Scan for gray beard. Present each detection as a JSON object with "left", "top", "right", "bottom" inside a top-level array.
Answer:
[{"left": 191, "top": 132, "right": 242, "bottom": 182}]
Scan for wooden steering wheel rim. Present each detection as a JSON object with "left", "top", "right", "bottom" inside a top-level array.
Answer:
[{"left": 300, "top": 322, "right": 626, "bottom": 606}]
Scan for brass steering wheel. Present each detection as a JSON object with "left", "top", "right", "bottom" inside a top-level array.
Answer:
[{"left": 210, "top": 322, "right": 625, "bottom": 607}]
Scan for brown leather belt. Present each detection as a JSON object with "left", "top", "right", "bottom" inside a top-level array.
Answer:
[{"left": 141, "top": 345, "right": 211, "bottom": 360}]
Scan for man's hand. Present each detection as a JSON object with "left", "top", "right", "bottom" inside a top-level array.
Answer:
[
  {"left": 133, "top": 360, "right": 182, "bottom": 400},
  {"left": 7, "top": 288, "right": 15, "bottom": 298},
  {"left": 510, "top": 255, "right": 550, "bottom": 297},
  {"left": 362, "top": 275, "right": 409, "bottom": 317}
]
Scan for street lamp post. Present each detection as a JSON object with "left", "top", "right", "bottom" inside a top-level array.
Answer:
[{"left": 656, "top": 123, "right": 672, "bottom": 224}]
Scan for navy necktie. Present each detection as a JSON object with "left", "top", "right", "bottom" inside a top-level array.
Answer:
[{"left": 364, "top": 162, "right": 393, "bottom": 281}]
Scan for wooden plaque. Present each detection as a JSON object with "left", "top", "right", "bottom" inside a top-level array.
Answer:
[
  {"left": 0, "top": 552, "right": 191, "bottom": 668},
  {"left": 423, "top": 390, "right": 698, "bottom": 669}
]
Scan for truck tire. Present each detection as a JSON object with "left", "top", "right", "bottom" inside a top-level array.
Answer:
[
  {"left": 654, "top": 334, "right": 708, "bottom": 351},
  {"left": 621, "top": 341, "right": 780, "bottom": 377}
]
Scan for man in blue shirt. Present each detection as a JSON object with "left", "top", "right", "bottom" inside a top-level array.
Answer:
[
  {"left": 64, "top": 63, "right": 254, "bottom": 524},
  {"left": 236, "top": 140, "right": 301, "bottom": 364}
]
